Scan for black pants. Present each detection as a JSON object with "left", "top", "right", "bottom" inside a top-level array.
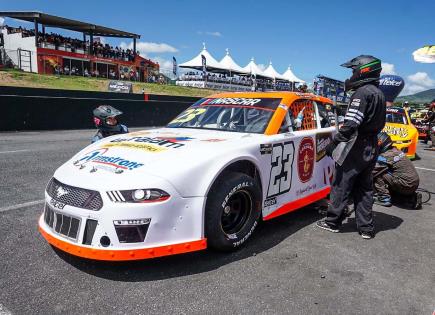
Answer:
[{"left": 326, "top": 137, "right": 377, "bottom": 232}]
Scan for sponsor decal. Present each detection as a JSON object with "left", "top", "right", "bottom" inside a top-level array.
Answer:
[
  {"left": 110, "top": 136, "right": 187, "bottom": 149},
  {"left": 294, "top": 92, "right": 313, "bottom": 98},
  {"left": 200, "top": 97, "right": 282, "bottom": 110},
  {"left": 49, "top": 199, "right": 65, "bottom": 210},
  {"left": 386, "top": 108, "right": 403, "bottom": 113},
  {"left": 297, "top": 137, "right": 315, "bottom": 183},
  {"left": 104, "top": 142, "right": 166, "bottom": 152},
  {"left": 78, "top": 148, "right": 144, "bottom": 171},
  {"left": 260, "top": 143, "right": 273, "bottom": 155},
  {"left": 296, "top": 183, "right": 317, "bottom": 197},
  {"left": 383, "top": 125, "right": 409, "bottom": 138},
  {"left": 264, "top": 196, "right": 277, "bottom": 207},
  {"left": 204, "top": 98, "right": 262, "bottom": 106},
  {"left": 316, "top": 132, "right": 333, "bottom": 161},
  {"left": 379, "top": 77, "right": 402, "bottom": 86}
]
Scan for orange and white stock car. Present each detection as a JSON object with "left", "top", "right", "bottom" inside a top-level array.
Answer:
[{"left": 39, "top": 92, "right": 337, "bottom": 261}]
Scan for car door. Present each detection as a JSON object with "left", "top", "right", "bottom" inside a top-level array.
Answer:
[{"left": 261, "top": 98, "right": 330, "bottom": 220}]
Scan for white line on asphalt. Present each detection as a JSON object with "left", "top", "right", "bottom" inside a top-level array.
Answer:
[
  {"left": 415, "top": 166, "right": 435, "bottom": 172},
  {"left": 0, "top": 200, "right": 44, "bottom": 213},
  {"left": 0, "top": 150, "right": 29, "bottom": 154}
]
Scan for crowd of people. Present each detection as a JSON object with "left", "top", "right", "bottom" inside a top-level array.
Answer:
[
  {"left": 3, "top": 25, "right": 136, "bottom": 61},
  {"left": 180, "top": 72, "right": 254, "bottom": 86},
  {"left": 179, "top": 71, "right": 302, "bottom": 91}
]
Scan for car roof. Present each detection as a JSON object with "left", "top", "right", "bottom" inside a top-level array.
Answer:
[{"left": 207, "top": 91, "right": 333, "bottom": 106}]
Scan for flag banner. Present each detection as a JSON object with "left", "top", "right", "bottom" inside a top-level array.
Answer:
[{"left": 173, "top": 57, "right": 177, "bottom": 76}]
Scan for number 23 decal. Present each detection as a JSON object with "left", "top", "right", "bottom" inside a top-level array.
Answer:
[{"left": 267, "top": 141, "right": 295, "bottom": 197}]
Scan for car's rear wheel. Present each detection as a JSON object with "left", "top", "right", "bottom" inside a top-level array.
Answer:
[{"left": 205, "top": 172, "right": 261, "bottom": 251}]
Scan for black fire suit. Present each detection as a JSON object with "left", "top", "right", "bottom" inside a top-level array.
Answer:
[
  {"left": 373, "top": 147, "right": 419, "bottom": 197},
  {"left": 326, "top": 83, "right": 386, "bottom": 232}
]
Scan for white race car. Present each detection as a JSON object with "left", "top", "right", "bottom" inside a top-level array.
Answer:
[{"left": 39, "top": 92, "right": 336, "bottom": 261}]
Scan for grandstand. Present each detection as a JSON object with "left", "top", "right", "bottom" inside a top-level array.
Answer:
[{"left": 0, "top": 11, "right": 159, "bottom": 82}]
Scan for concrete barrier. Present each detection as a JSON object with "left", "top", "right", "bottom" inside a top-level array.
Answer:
[{"left": 0, "top": 86, "right": 200, "bottom": 131}]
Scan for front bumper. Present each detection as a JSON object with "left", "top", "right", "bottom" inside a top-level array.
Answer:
[
  {"left": 39, "top": 190, "right": 207, "bottom": 261},
  {"left": 393, "top": 141, "right": 416, "bottom": 159}
]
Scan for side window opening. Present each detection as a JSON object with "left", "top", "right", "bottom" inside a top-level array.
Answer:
[
  {"left": 290, "top": 100, "right": 317, "bottom": 130},
  {"left": 278, "top": 111, "right": 294, "bottom": 133},
  {"left": 316, "top": 102, "right": 336, "bottom": 128}
]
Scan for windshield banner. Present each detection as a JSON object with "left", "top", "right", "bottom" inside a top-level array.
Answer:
[{"left": 198, "top": 97, "right": 282, "bottom": 110}]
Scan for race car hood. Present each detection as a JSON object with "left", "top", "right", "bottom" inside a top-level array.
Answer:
[
  {"left": 383, "top": 123, "right": 417, "bottom": 141},
  {"left": 54, "top": 128, "right": 263, "bottom": 195}
]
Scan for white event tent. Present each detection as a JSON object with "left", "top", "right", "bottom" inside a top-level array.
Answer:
[
  {"left": 179, "top": 44, "right": 305, "bottom": 82},
  {"left": 218, "top": 48, "right": 246, "bottom": 74},
  {"left": 179, "top": 43, "right": 223, "bottom": 72},
  {"left": 242, "top": 58, "right": 268, "bottom": 78},
  {"left": 263, "top": 61, "right": 287, "bottom": 80},
  {"left": 282, "top": 66, "right": 305, "bottom": 83}
]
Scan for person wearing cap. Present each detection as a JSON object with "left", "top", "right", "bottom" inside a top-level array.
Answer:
[
  {"left": 92, "top": 105, "right": 129, "bottom": 143},
  {"left": 403, "top": 101, "right": 410, "bottom": 112},
  {"left": 316, "top": 55, "right": 386, "bottom": 239},
  {"left": 373, "top": 132, "right": 421, "bottom": 209}
]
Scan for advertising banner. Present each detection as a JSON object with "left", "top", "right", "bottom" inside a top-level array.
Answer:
[
  {"left": 108, "top": 81, "right": 133, "bottom": 93},
  {"left": 379, "top": 75, "right": 405, "bottom": 102}
]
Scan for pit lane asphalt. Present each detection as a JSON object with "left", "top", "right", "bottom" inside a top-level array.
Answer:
[{"left": 0, "top": 130, "right": 434, "bottom": 315}]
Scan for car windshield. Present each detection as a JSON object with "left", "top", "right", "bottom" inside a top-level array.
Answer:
[
  {"left": 386, "top": 112, "right": 408, "bottom": 125},
  {"left": 167, "top": 97, "right": 282, "bottom": 133}
]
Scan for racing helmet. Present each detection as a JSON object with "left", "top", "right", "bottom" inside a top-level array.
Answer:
[
  {"left": 341, "top": 55, "right": 382, "bottom": 92},
  {"left": 377, "top": 131, "right": 393, "bottom": 153},
  {"left": 93, "top": 105, "right": 124, "bottom": 132}
]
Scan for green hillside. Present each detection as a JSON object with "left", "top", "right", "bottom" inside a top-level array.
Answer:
[
  {"left": 396, "top": 89, "right": 435, "bottom": 104},
  {"left": 0, "top": 69, "right": 217, "bottom": 97}
]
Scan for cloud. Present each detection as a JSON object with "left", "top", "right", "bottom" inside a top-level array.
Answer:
[
  {"left": 381, "top": 63, "right": 396, "bottom": 75},
  {"left": 197, "top": 31, "right": 222, "bottom": 37},
  {"left": 401, "top": 72, "right": 435, "bottom": 95},
  {"left": 153, "top": 56, "right": 173, "bottom": 71},
  {"left": 120, "top": 41, "right": 178, "bottom": 55}
]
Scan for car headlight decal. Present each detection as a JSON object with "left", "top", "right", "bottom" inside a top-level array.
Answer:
[{"left": 106, "top": 189, "right": 170, "bottom": 203}]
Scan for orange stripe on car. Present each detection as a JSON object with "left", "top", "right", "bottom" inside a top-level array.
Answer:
[
  {"left": 263, "top": 187, "right": 331, "bottom": 220},
  {"left": 39, "top": 222, "right": 207, "bottom": 261}
]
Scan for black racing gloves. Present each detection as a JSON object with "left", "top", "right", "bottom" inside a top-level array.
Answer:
[{"left": 325, "top": 140, "right": 338, "bottom": 157}]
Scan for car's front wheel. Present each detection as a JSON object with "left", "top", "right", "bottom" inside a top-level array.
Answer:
[{"left": 205, "top": 172, "right": 262, "bottom": 251}]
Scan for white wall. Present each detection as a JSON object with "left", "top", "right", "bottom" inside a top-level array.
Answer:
[{"left": 1, "top": 29, "right": 38, "bottom": 73}]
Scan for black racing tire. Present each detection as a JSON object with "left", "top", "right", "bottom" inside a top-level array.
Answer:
[{"left": 205, "top": 172, "right": 262, "bottom": 251}]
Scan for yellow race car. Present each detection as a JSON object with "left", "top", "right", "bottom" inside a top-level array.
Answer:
[{"left": 383, "top": 107, "right": 418, "bottom": 159}]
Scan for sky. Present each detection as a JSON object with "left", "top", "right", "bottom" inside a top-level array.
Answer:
[{"left": 1, "top": 0, "right": 434, "bottom": 95}]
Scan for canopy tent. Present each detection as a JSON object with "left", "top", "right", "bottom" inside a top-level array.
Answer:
[
  {"left": 263, "top": 62, "right": 287, "bottom": 80},
  {"left": 281, "top": 66, "right": 305, "bottom": 83},
  {"left": 218, "top": 48, "right": 246, "bottom": 74},
  {"left": 179, "top": 43, "right": 223, "bottom": 71},
  {"left": 242, "top": 58, "right": 268, "bottom": 78}
]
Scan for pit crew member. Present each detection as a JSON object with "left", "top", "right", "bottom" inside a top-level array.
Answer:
[
  {"left": 317, "top": 55, "right": 386, "bottom": 239},
  {"left": 373, "top": 132, "right": 421, "bottom": 208}
]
